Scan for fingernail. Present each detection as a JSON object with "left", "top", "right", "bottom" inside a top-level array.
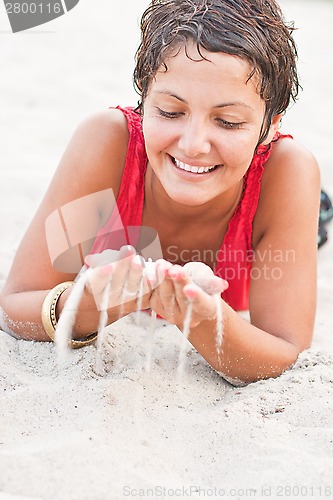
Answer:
[
  {"left": 101, "top": 263, "right": 113, "bottom": 276},
  {"left": 119, "top": 245, "right": 136, "bottom": 258},
  {"left": 183, "top": 286, "right": 196, "bottom": 301},
  {"left": 169, "top": 270, "right": 183, "bottom": 280},
  {"left": 132, "top": 255, "right": 143, "bottom": 269}
]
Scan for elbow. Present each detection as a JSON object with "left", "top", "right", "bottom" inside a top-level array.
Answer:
[
  {"left": 0, "top": 292, "right": 20, "bottom": 338},
  {"left": 0, "top": 291, "right": 41, "bottom": 341},
  {"left": 0, "top": 292, "right": 9, "bottom": 331},
  {"left": 216, "top": 341, "right": 303, "bottom": 386},
  {"left": 246, "top": 331, "right": 314, "bottom": 384},
  {"left": 0, "top": 302, "right": 19, "bottom": 339}
]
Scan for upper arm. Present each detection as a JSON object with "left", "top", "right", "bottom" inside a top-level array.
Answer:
[
  {"left": 2, "top": 108, "right": 129, "bottom": 295},
  {"left": 250, "top": 138, "right": 321, "bottom": 351}
]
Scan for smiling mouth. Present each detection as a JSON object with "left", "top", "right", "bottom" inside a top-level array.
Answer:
[{"left": 171, "top": 156, "right": 220, "bottom": 174}]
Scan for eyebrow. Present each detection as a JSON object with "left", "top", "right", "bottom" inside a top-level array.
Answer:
[{"left": 153, "top": 90, "right": 254, "bottom": 110}]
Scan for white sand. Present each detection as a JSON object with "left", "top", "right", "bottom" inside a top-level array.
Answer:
[{"left": 0, "top": 1, "right": 333, "bottom": 498}]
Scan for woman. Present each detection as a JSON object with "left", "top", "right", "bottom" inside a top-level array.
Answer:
[{"left": 0, "top": 0, "right": 320, "bottom": 384}]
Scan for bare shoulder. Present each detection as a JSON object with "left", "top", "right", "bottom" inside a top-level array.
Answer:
[
  {"left": 58, "top": 108, "right": 129, "bottom": 195},
  {"left": 38, "top": 107, "right": 131, "bottom": 221},
  {"left": 253, "top": 136, "right": 321, "bottom": 247},
  {"left": 261, "top": 136, "right": 320, "bottom": 198},
  {"left": 76, "top": 107, "right": 129, "bottom": 144},
  {"left": 2, "top": 108, "right": 130, "bottom": 294},
  {"left": 267, "top": 136, "right": 318, "bottom": 172}
]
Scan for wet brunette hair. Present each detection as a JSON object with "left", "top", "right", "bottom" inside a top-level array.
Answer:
[{"left": 133, "top": 0, "right": 300, "bottom": 145}]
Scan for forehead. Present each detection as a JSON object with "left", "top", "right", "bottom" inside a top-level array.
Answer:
[{"left": 150, "top": 43, "right": 263, "bottom": 105}]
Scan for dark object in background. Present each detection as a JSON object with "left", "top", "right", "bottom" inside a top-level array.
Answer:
[{"left": 318, "top": 190, "right": 333, "bottom": 248}]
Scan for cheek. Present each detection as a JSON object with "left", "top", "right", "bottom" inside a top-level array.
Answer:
[
  {"left": 219, "top": 133, "right": 257, "bottom": 168},
  {"left": 142, "top": 118, "right": 175, "bottom": 157}
]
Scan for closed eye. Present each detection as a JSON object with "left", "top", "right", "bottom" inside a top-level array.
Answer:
[
  {"left": 156, "top": 107, "right": 183, "bottom": 119},
  {"left": 157, "top": 107, "right": 244, "bottom": 129},
  {"left": 216, "top": 118, "right": 244, "bottom": 130}
]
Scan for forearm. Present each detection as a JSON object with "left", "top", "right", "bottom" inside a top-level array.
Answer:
[
  {"left": 0, "top": 248, "right": 151, "bottom": 343},
  {"left": 0, "top": 290, "right": 49, "bottom": 340},
  {"left": 187, "top": 299, "right": 301, "bottom": 384},
  {"left": 0, "top": 287, "right": 130, "bottom": 342}
]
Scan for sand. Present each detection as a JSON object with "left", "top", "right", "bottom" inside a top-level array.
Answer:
[{"left": 0, "top": 1, "right": 333, "bottom": 499}]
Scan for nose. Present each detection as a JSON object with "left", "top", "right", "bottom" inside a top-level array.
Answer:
[{"left": 178, "top": 117, "right": 211, "bottom": 157}]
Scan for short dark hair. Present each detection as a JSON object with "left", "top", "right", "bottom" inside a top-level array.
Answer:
[{"left": 133, "top": 0, "right": 300, "bottom": 144}]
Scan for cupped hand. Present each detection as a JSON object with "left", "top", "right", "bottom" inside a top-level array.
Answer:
[
  {"left": 83, "top": 246, "right": 153, "bottom": 315},
  {"left": 149, "top": 261, "right": 228, "bottom": 328}
]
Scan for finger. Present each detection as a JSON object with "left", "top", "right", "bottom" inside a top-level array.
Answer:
[
  {"left": 143, "top": 258, "right": 170, "bottom": 292},
  {"left": 152, "top": 261, "right": 176, "bottom": 313},
  {"left": 183, "top": 283, "right": 218, "bottom": 319},
  {"left": 111, "top": 249, "right": 135, "bottom": 295},
  {"left": 199, "top": 276, "right": 229, "bottom": 295},
  {"left": 85, "top": 263, "right": 113, "bottom": 296},
  {"left": 167, "top": 265, "right": 191, "bottom": 314},
  {"left": 123, "top": 255, "right": 144, "bottom": 299},
  {"left": 83, "top": 264, "right": 113, "bottom": 311},
  {"left": 84, "top": 249, "right": 120, "bottom": 269},
  {"left": 119, "top": 245, "right": 136, "bottom": 260},
  {"left": 143, "top": 259, "right": 157, "bottom": 291},
  {"left": 155, "top": 260, "right": 173, "bottom": 288}
]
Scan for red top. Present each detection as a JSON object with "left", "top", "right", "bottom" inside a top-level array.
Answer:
[{"left": 91, "top": 106, "right": 292, "bottom": 311}]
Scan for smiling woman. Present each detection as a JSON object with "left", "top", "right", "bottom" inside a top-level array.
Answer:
[
  {"left": 142, "top": 45, "right": 272, "bottom": 208},
  {"left": 134, "top": 0, "right": 299, "bottom": 145},
  {"left": 0, "top": 0, "right": 321, "bottom": 384}
]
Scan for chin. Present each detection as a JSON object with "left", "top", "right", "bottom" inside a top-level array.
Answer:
[{"left": 167, "top": 190, "right": 214, "bottom": 207}]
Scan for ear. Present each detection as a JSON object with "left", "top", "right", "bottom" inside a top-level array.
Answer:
[{"left": 261, "top": 113, "right": 284, "bottom": 145}]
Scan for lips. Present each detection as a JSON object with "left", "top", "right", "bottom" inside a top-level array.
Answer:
[{"left": 172, "top": 156, "right": 220, "bottom": 174}]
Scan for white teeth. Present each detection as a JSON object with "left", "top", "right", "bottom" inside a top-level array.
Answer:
[{"left": 174, "top": 158, "right": 216, "bottom": 174}]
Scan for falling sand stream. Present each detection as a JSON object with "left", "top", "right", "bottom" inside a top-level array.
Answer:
[{"left": 54, "top": 252, "right": 225, "bottom": 378}]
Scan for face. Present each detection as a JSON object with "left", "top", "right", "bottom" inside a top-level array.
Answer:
[{"left": 142, "top": 43, "right": 277, "bottom": 208}]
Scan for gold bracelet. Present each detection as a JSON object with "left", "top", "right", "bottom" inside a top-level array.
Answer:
[{"left": 41, "top": 281, "right": 98, "bottom": 349}]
